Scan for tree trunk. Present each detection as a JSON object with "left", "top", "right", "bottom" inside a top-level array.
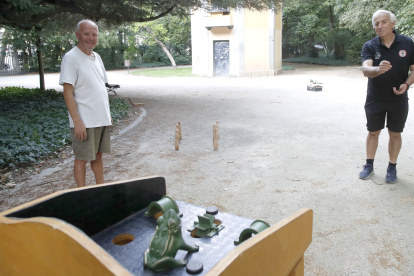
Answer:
[
  {"left": 0, "top": 30, "right": 9, "bottom": 70},
  {"left": 0, "top": 43, "right": 6, "bottom": 70},
  {"left": 12, "top": 50, "right": 21, "bottom": 72},
  {"left": 23, "top": 48, "right": 28, "bottom": 70},
  {"left": 307, "top": 39, "right": 318, "bottom": 58},
  {"left": 327, "top": 5, "right": 345, "bottom": 60},
  {"left": 144, "top": 26, "right": 176, "bottom": 68},
  {"left": 28, "top": 45, "right": 33, "bottom": 68},
  {"left": 333, "top": 42, "right": 345, "bottom": 60},
  {"left": 118, "top": 28, "right": 125, "bottom": 56},
  {"left": 154, "top": 36, "right": 177, "bottom": 68},
  {"left": 36, "top": 35, "right": 45, "bottom": 91},
  {"left": 323, "top": 42, "right": 329, "bottom": 57},
  {"left": 328, "top": 5, "right": 335, "bottom": 30}
]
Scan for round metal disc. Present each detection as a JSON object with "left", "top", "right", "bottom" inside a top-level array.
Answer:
[
  {"left": 205, "top": 206, "right": 218, "bottom": 215},
  {"left": 186, "top": 260, "right": 203, "bottom": 274}
]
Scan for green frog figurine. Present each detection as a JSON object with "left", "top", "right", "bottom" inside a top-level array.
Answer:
[{"left": 144, "top": 209, "right": 199, "bottom": 272}]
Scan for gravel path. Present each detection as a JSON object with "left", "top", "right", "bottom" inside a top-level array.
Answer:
[{"left": 1, "top": 64, "right": 414, "bottom": 275}]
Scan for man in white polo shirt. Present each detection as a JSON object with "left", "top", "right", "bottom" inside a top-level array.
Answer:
[{"left": 59, "top": 19, "right": 112, "bottom": 187}]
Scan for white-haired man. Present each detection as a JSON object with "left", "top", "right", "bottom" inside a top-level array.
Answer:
[
  {"left": 359, "top": 10, "right": 414, "bottom": 183},
  {"left": 59, "top": 20, "right": 112, "bottom": 187}
]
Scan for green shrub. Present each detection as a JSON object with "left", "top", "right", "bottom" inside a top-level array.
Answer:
[
  {"left": 172, "top": 55, "right": 191, "bottom": 65},
  {"left": 282, "top": 65, "right": 295, "bottom": 71},
  {"left": 0, "top": 87, "right": 129, "bottom": 168},
  {"left": 109, "top": 97, "right": 129, "bottom": 122},
  {"left": 282, "top": 56, "right": 352, "bottom": 66},
  {"left": 0, "top": 87, "right": 69, "bottom": 168}
]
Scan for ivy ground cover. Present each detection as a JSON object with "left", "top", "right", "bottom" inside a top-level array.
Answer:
[{"left": 0, "top": 87, "right": 129, "bottom": 169}]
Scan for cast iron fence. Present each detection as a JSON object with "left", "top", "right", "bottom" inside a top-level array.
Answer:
[{"left": 0, "top": 47, "right": 28, "bottom": 76}]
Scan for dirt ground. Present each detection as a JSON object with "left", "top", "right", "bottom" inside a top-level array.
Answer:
[{"left": 1, "top": 64, "right": 414, "bottom": 275}]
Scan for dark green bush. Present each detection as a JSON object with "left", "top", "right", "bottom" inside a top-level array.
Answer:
[
  {"left": 0, "top": 87, "right": 129, "bottom": 168},
  {"left": 173, "top": 55, "right": 191, "bottom": 65},
  {"left": 282, "top": 65, "right": 295, "bottom": 71},
  {"left": 109, "top": 97, "right": 129, "bottom": 122}
]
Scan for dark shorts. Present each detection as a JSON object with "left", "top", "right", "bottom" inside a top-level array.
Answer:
[
  {"left": 70, "top": 126, "right": 111, "bottom": 161},
  {"left": 364, "top": 99, "right": 409, "bottom": 133}
]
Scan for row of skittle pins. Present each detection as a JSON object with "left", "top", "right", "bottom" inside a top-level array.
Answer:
[{"left": 175, "top": 121, "right": 220, "bottom": 151}]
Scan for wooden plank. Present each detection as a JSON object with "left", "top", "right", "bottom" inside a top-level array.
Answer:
[
  {"left": 0, "top": 176, "right": 166, "bottom": 275},
  {"left": 0, "top": 176, "right": 162, "bottom": 218},
  {"left": 288, "top": 257, "right": 304, "bottom": 276},
  {"left": 205, "top": 208, "right": 313, "bottom": 276},
  {"left": 0, "top": 217, "right": 131, "bottom": 276}
]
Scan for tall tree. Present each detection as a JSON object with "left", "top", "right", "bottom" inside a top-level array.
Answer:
[
  {"left": 397, "top": 0, "right": 414, "bottom": 36},
  {"left": 335, "top": 0, "right": 412, "bottom": 63},
  {"left": 1, "top": 0, "right": 282, "bottom": 31},
  {"left": 283, "top": 0, "right": 330, "bottom": 58},
  {"left": 1, "top": 0, "right": 282, "bottom": 89},
  {"left": 283, "top": 0, "right": 412, "bottom": 63},
  {"left": 337, "top": 0, "right": 413, "bottom": 37},
  {"left": 130, "top": 15, "right": 191, "bottom": 68}
]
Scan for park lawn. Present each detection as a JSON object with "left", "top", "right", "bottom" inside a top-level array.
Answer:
[
  {"left": 131, "top": 67, "right": 195, "bottom": 77},
  {"left": 282, "top": 56, "right": 352, "bottom": 66}
]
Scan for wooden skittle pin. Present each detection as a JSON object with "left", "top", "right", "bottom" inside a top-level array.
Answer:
[
  {"left": 178, "top": 122, "right": 182, "bottom": 140},
  {"left": 213, "top": 125, "right": 218, "bottom": 150},
  {"left": 175, "top": 126, "right": 180, "bottom": 151}
]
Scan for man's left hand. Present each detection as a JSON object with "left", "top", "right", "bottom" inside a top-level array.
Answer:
[{"left": 393, "top": 84, "right": 408, "bottom": 95}]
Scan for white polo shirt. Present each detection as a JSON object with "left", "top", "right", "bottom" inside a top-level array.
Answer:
[{"left": 59, "top": 46, "right": 111, "bottom": 128}]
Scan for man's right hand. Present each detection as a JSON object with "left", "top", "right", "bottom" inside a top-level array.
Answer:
[
  {"left": 74, "top": 122, "right": 87, "bottom": 141},
  {"left": 63, "top": 83, "right": 87, "bottom": 141},
  {"left": 378, "top": 60, "right": 392, "bottom": 74}
]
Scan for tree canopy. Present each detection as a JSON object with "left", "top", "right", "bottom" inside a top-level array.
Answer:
[
  {"left": 1, "top": 0, "right": 282, "bottom": 31},
  {"left": 0, "top": 0, "right": 282, "bottom": 89},
  {"left": 283, "top": 0, "right": 414, "bottom": 64}
]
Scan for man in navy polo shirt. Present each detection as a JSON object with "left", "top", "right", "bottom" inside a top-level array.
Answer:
[{"left": 359, "top": 10, "right": 414, "bottom": 183}]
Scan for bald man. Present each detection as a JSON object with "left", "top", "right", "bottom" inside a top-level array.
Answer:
[{"left": 59, "top": 20, "right": 112, "bottom": 187}]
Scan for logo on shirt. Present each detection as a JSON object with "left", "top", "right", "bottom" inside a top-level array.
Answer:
[
  {"left": 374, "top": 52, "right": 381, "bottom": 59},
  {"left": 399, "top": 50, "right": 407, "bottom": 57}
]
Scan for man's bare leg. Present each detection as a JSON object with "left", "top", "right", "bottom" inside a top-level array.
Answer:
[
  {"left": 366, "top": 130, "right": 381, "bottom": 159},
  {"left": 74, "top": 159, "right": 88, "bottom": 187},
  {"left": 360, "top": 130, "right": 381, "bottom": 179},
  {"left": 91, "top": 152, "right": 104, "bottom": 184},
  {"left": 388, "top": 130, "right": 402, "bottom": 163}
]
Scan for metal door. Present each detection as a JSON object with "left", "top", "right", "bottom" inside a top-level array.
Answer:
[{"left": 214, "top": 41, "right": 229, "bottom": 77}]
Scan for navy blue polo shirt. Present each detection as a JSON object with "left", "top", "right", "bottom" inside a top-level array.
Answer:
[{"left": 361, "top": 32, "right": 414, "bottom": 102}]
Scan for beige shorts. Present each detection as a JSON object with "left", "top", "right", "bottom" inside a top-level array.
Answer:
[{"left": 70, "top": 126, "right": 111, "bottom": 161}]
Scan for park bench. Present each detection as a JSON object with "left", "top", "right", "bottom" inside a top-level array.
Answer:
[{"left": 105, "top": 83, "right": 120, "bottom": 95}]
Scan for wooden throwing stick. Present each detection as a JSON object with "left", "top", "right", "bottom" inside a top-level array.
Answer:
[{"left": 128, "top": 97, "right": 145, "bottom": 107}]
